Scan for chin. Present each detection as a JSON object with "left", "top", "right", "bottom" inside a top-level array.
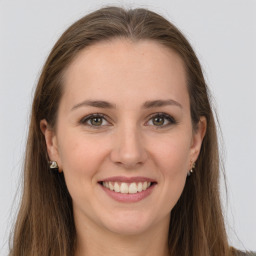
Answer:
[
  {"left": 105, "top": 222, "right": 152, "bottom": 236},
  {"left": 100, "top": 210, "right": 161, "bottom": 236}
]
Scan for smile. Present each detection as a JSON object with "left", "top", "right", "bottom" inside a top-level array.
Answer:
[
  {"left": 102, "top": 181, "right": 151, "bottom": 194},
  {"left": 98, "top": 176, "right": 157, "bottom": 203}
]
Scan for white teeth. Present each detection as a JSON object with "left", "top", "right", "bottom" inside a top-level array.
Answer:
[
  {"left": 142, "top": 181, "right": 147, "bottom": 190},
  {"left": 138, "top": 182, "right": 143, "bottom": 192},
  {"left": 102, "top": 181, "right": 152, "bottom": 194},
  {"left": 120, "top": 183, "right": 129, "bottom": 193},
  {"left": 128, "top": 182, "right": 138, "bottom": 194},
  {"left": 109, "top": 182, "right": 114, "bottom": 191},
  {"left": 103, "top": 181, "right": 109, "bottom": 189},
  {"left": 114, "top": 182, "right": 120, "bottom": 192}
]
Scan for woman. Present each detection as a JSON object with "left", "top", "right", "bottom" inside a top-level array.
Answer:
[{"left": 9, "top": 6, "right": 254, "bottom": 256}]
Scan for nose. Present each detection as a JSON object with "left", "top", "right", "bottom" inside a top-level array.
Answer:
[{"left": 110, "top": 124, "right": 148, "bottom": 169}]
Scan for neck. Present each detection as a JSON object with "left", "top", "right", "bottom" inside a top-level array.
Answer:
[{"left": 74, "top": 214, "right": 170, "bottom": 256}]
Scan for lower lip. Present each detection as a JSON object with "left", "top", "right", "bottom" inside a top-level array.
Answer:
[{"left": 100, "top": 183, "right": 156, "bottom": 203}]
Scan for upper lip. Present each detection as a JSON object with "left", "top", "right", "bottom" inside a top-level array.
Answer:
[{"left": 99, "top": 176, "right": 157, "bottom": 183}]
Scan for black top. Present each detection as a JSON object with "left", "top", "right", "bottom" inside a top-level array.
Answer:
[{"left": 238, "top": 251, "right": 256, "bottom": 256}]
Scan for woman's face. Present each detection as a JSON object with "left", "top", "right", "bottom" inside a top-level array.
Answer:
[{"left": 42, "top": 39, "right": 205, "bottom": 236}]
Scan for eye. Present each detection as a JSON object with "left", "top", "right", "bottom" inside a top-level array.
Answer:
[
  {"left": 146, "top": 113, "right": 176, "bottom": 128},
  {"left": 80, "top": 112, "right": 176, "bottom": 129},
  {"left": 80, "top": 113, "right": 110, "bottom": 128}
]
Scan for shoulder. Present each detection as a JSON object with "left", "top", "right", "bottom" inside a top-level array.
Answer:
[{"left": 237, "top": 251, "right": 256, "bottom": 256}]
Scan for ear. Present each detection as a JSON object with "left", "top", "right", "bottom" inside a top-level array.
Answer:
[
  {"left": 40, "top": 119, "right": 62, "bottom": 171},
  {"left": 190, "top": 116, "right": 207, "bottom": 163}
]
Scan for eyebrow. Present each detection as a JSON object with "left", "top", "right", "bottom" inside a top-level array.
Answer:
[{"left": 71, "top": 99, "right": 182, "bottom": 111}]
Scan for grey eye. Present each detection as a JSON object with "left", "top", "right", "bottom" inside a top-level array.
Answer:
[
  {"left": 152, "top": 116, "right": 165, "bottom": 126},
  {"left": 80, "top": 114, "right": 109, "bottom": 127},
  {"left": 147, "top": 113, "right": 176, "bottom": 127},
  {"left": 90, "top": 117, "right": 103, "bottom": 126}
]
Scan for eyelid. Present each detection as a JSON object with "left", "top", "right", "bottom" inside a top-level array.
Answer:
[
  {"left": 145, "top": 112, "right": 177, "bottom": 128},
  {"left": 79, "top": 112, "right": 176, "bottom": 128},
  {"left": 80, "top": 113, "right": 111, "bottom": 127}
]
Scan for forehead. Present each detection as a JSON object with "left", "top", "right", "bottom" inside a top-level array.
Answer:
[{"left": 61, "top": 39, "right": 189, "bottom": 110}]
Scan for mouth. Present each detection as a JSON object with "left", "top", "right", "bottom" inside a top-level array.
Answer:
[
  {"left": 98, "top": 180, "right": 156, "bottom": 194},
  {"left": 98, "top": 176, "right": 157, "bottom": 202}
]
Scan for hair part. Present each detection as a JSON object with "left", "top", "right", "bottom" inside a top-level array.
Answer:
[{"left": 10, "top": 6, "right": 236, "bottom": 256}]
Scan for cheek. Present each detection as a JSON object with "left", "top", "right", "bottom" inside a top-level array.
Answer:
[
  {"left": 57, "top": 131, "right": 108, "bottom": 187},
  {"left": 57, "top": 133, "right": 111, "bottom": 213},
  {"left": 151, "top": 133, "right": 191, "bottom": 209},
  {"left": 152, "top": 133, "right": 191, "bottom": 175},
  {"left": 160, "top": 142, "right": 188, "bottom": 194}
]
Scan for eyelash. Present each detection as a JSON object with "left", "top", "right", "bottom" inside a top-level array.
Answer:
[{"left": 79, "top": 112, "right": 177, "bottom": 129}]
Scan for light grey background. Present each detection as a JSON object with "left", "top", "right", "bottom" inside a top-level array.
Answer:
[{"left": 0, "top": 0, "right": 255, "bottom": 255}]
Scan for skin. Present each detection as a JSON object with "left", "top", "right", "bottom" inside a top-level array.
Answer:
[{"left": 41, "top": 39, "right": 206, "bottom": 256}]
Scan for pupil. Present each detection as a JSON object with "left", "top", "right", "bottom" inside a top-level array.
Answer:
[
  {"left": 153, "top": 117, "right": 164, "bottom": 126},
  {"left": 92, "top": 117, "right": 102, "bottom": 126}
]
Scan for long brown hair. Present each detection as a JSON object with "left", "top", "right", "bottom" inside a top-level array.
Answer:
[{"left": 10, "top": 6, "right": 237, "bottom": 256}]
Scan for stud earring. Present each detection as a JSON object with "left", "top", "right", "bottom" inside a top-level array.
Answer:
[
  {"left": 49, "top": 161, "right": 61, "bottom": 173},
  {"left": 187, "top": 162, "right": 195, "bottom": 176}
]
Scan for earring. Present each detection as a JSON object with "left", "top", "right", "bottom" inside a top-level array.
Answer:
[
  {"left": 187, "top": 162, "right": 195, "bottom": 176},
  {"left": 49, "top": 161, "right": 61, "bottom": 173}
]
